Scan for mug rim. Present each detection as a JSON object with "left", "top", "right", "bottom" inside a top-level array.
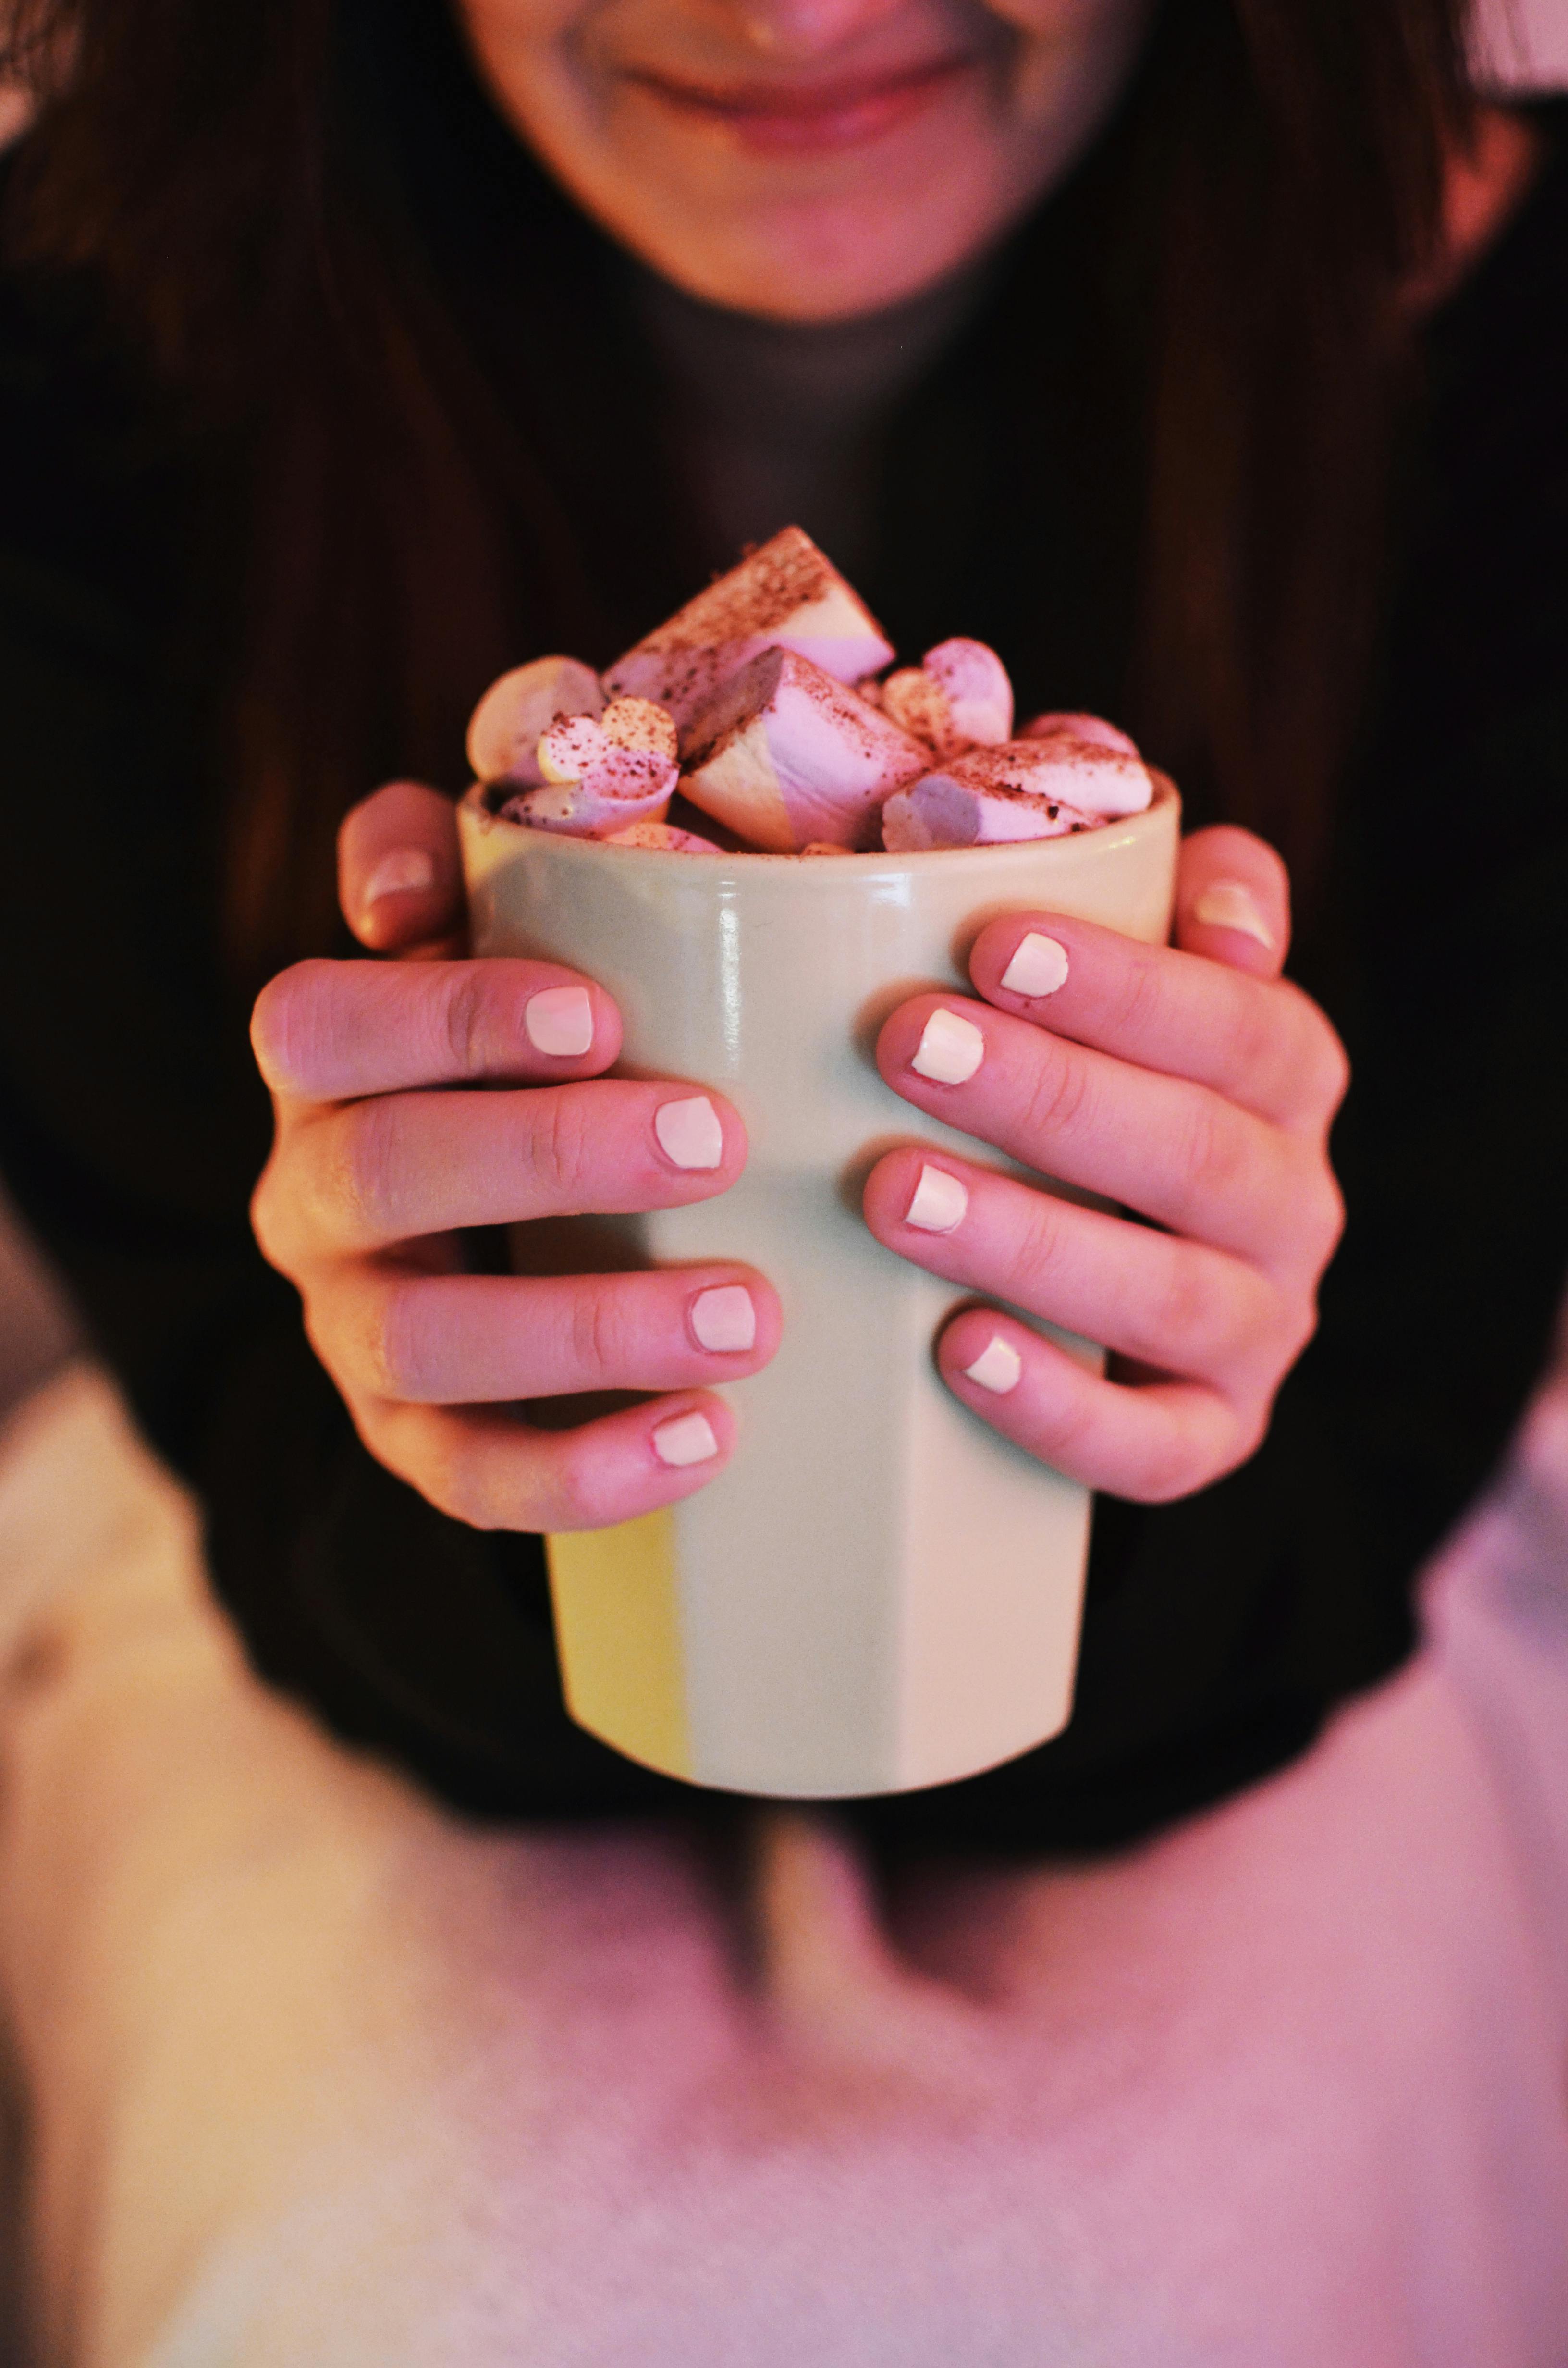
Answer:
[{"left": 458, "top": 774, "right": 1178, "bottom": 887}]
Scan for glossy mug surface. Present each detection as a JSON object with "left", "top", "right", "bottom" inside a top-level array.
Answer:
[{"left": 460, "top": 781, "right": 1180, "bottom": 1798}]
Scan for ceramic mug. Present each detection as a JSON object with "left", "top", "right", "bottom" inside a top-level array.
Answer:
[{"left": 459, "top": 779, "right": 1180, "bottom": 1798}]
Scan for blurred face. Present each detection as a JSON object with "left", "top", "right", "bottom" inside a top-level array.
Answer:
[{"left": 455, "top": 0, "right": 1154, "bottom": 320}]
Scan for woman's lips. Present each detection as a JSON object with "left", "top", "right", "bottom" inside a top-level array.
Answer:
[{"left": 627, "top": 57, "right": 977, "bottom": 153}]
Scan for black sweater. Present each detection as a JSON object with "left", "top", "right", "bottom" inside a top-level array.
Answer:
[{"left": 0, "top": 90, "right": 1564, "bottom": 1856}]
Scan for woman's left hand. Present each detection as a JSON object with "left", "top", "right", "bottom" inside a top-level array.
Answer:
[{"left": 863, "top": 826, "right": 1349, "bottom": 1501}]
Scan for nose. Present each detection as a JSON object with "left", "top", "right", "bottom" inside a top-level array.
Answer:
[{"left": 732, "top": 0, "right": 911, "bottom": 59}]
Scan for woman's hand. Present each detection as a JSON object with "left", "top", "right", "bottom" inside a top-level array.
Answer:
[
  {"left": 249, "top": 782, "right": 781, "bottom": 1533},
  {"left": 864, "top": 828, "right": 1348, "bottom": 1501}
]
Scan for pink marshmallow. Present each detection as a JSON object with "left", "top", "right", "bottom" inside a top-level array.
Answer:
[
  {"left": 1020, "top": 710, "right": 1141, "bottom": 759},
  {"left": 921, "top": 638, "right": 1013, "bottom": 745},
  {"left": 681, "top": 648, "right": 928, "bottom": 852},
  {"left": 604, "top": 527, "right": 896, "bottom": 732},
  {"left": 882, "top": 769, "right": 1098, "bottom": 851}
]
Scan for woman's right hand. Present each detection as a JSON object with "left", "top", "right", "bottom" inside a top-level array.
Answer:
[{"left": 249, "top": 782, "right": 780, "bottom": 1533}]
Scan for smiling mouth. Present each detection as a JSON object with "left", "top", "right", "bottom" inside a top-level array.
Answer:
[{"left": 627, "top": 56, "right": 979, "bottom": 152}]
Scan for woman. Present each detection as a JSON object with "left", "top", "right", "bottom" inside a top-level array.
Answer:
[
  {"left": 0, "top": 0, "right": 1565, "bottom": 2357},
  {"left": 0, "top": 0, "right": 1563, "bottom": 1846}
]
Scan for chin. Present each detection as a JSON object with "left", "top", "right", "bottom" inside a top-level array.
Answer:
[{"left": 627, "top": 182, "right": 1009, "bottom": 323}]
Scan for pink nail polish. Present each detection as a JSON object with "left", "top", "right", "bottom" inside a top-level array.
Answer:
[
  {"left": 524, "top": 985, "right": 594, "bottom": 1058},
  {"left": 1000, "top": 933, "right": 1069, "bottom": 998},
  {"left": 655, "top": 1095, "right": 723, "bottom": 1170},
  {"left": 691, "top": 1285, "right": 755, "bottom": 1353},
  {"left": 653, "top": 1410, "right": 719, "bottom": 1467},
  {"left": 905, "top": 1164, "right": 968, "bottom": 1233},
  {"left": 963, "top": 1335, "right": 1022, "bottom": 1394},
  {"left": 911, "top": 1008, "right": 984, "bottom": 1085}
]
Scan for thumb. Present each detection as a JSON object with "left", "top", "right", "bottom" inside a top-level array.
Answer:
[
  {"left": 1174, "top": 826, "right": 1291, "bottom": 980},
  {"left": 338, "top": 781, "right": 466, "bottom": 957}
]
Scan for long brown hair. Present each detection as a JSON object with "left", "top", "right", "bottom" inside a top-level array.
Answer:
[{"left": 0, "top": 0, "right": 1472, "bottom": 973}]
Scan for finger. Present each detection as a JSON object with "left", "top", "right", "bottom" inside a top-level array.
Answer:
[
  {"left": 875, "top": 996, "right": 1338, "bottom": 1266},
  {"left": 339, "top": 781, "right": 466, "bottom": 953},
  {"left": 1173, "top": 826, "right": 1290, "bottom": 979},
  {"left": 361, "top": 1390, "right": 738, "bottom": 1533},
  {"left": 934, "top": 1307, "right": 1250, "bottom": 1501},
  {"left": 317, "top": 1262, "right": 781, "bottom": 1404},
  {"left": 261, "top": 1081, "right": 745, "bottom": 1261},
  {"left": 862, "top": 1148, "right": 1283, "bottom": 1390},
  {"left": 252, "top": 957, "right": 623, "bottom": 1101},
  {"left": 967, "top": 915, "right": 1347, "bottom": 1135}
]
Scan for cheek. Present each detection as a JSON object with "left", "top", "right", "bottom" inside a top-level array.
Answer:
[{"left": 455, "top": 0, "right": 599, "bottom": 136}]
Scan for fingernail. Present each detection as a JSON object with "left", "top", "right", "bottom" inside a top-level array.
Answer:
[
  {"left": 655, "top": 1095, "right": 723, "bottom": 1170},
  {"left": 1000, "top": 932, "right": 1069, "bottom": 998},
  {"left": 963, "top": 1335, "right": 1022, "bottom": 1394},
  {"left": 1191, "top": 880, "right": 1275, "bottom": 950},
  {"left": 524, "top": 985, "right": 594, "bottom": 1059},
  {"left": 905, "top": 1164, "right": 968, "bottom": 1233},
  {"left": 362, "top": 848, "right": 436, "bottom": 910},
  {"left": 653, "top": 1410, "right": 719, "bottom": 1467},
  {"left": 911, "top": 1008, "right": 985, "bottom": 1085},
  {"left": 691, "top": 1284, "right": 755, "bottom": 1353}
]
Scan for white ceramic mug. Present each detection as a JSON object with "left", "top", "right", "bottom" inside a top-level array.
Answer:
[{"left": 460, "top": 781, "right": 1180, "bottom": 1798}]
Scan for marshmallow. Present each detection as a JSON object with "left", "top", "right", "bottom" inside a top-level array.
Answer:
[
  {"left": 599, "top": 698, "right": 679, "bottom": 762},
  {"left": 502, "top": 705, "right": 678, "bottom": 837},
  {"left": 1020, "top": 711, "right": 1141, "bottom": 759},
  {"left": 682, "top": 648, "right": 928, "bottom": 852},
  {"left": 882, "top": 742, "right": 1142, "bottom": 850},
  {"left": 883, "top": 777, "right": 1096, "bottom": 851},
  {"left": 602, "top": 821, "right": 722, "bottom": 852},
  {"left": 889, "top": 735, "right": 1151, "bottom": 832},
  {"left": 920, "top": 638, "right": 1014, "bottom": 746},
  {"left": 466, "top": 656, "right": 603, "bottom": 786},
  {"left": 882, "top": 638, "right": 1013, "bottom": 759},
  {"left": 880, "top": 667, "right": 956, "bottom": 756},
  {"left": 604, "top": 526, "right": 896, "bottom": 732}
]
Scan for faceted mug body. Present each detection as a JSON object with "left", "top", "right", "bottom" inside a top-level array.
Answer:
[{"left": 459, "top": 781, "right": 1179, "bottom": 1798}]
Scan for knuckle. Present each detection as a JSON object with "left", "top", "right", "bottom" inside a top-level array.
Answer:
[
  {"left": 1019, "top": 1041, "right": 1094, "bottom": 1146},
  {"left": 248, "top": 1160, "right": 287, "bottom": 1271},
  {"left": 249, "top": 960, "right": 338, "bottom": 1095},
  {"left": 533, "top": 1086, "right": 596, "bottom": 1207},
  {"left": 1151, "top": 1249, "right": 1225, "bottom": 1366},
  {"left": 336, "top": 1094, "right": 404, "bottom": 1243},
  {"left": 440, "top": 968, "right": 490, "bottom": 1077},
  {"left": 547, "top": 1429, "right": 609, "bottom": 1531},
  {"left": 569, "top": 1283, "right": 632, "bottom": 1382},
  {"left": 1173, "top": 1094, "right": 1248, "bottom": 1212},
  {"left": 1010, "top": 1191, "right": 1071, "bottom": 1298},
  {"left": 414, "top": 1419, "right": 506, "bottom": 1531},
  {"left": 1132, "top": 1410, "right": 1225, "bottom": 1504},
  {"left": 1107, "top": 944, "right": 1169, "bottom": 1040},
  {"left": 372, "top": 1279, "right": 436, "bottom": 1401}
]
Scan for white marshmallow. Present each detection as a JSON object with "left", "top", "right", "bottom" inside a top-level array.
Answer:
[
  {"left": 681, "top": 648, "right": 928, "bottom": 852},
  {"left": 604, "top": 526, "right": 896, "bottom": 732},
  {"left": 1020, "top": 710, "right": 1140, "bottom": 759},
  {"left": 466, "top": 656, "right": 603, "bottom": 786}
]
